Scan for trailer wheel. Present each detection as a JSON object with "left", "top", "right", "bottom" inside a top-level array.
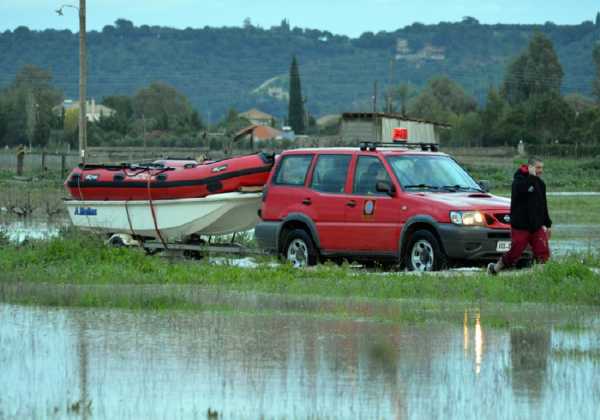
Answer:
[
  {"left": 108, "top": 235, "right": 126, "bottom": 248},
  {"left": 282, "top": 229, "right": 318, "bottom": 268}
]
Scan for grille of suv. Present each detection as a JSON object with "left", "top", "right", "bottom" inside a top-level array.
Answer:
[{"left": 494, "top": 213, "right": 511, "bottom": 225}]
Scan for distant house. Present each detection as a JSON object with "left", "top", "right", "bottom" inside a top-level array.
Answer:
[
  {"left": 239, "top": 108, "right": 275, "bottom": 126},
  {"left": 395, "top": 38, "right": 445, "bottom": 61},
  {"left": 340, "top": 112, "right": 449, "bottom": 144},
  {"left": 233, "top": 125, "right": 283, "bottom": 144},
  {"left": 57, "top": 99, "right": 116, "bottom": 122}
]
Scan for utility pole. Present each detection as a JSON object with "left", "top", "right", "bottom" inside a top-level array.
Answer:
[
  {"left": 303, "top": 96, "right": 309, "bottom": 132},
  {"left": 388, "top": 58, "right": 395, "bottom": 112},
  {"left": 142, "top": 114, "right": 147, "bottom": 149},
  {"left": 373, "top": 81, "right": 378, "bottom": 113},
  {"left": 79, "top": 0, "right": 87, "bottom": 163}
]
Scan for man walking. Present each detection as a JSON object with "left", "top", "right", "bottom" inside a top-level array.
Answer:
[{"left": 488, "top": 157, "right": 552, "bottom": 274}]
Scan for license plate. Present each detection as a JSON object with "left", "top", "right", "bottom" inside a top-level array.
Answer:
[{"left": 496, "top": 241, "right": 511, "bottom": 252}]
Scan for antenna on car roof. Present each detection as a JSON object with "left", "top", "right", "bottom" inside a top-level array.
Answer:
[{"left": 359, "top": 141, "right": 439, "bottom": 152}]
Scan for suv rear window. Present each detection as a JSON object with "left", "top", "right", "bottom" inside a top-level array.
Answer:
[
  {"left": 274, "top": 154, "right": 313, "bottom": 186},
  {"left": 310, "top": 154, "right": 351, "bottom": 193}
]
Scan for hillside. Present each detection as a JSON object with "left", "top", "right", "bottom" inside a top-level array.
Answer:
[{"left": 1, "top": 17, "right": 599, "bottom": 122}]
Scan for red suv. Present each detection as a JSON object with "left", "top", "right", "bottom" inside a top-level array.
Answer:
[{"left": 255, "top": 143, "right": 512, "bottom": 271}]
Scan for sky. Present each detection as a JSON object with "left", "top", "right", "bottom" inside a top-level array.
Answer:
[{"left": 1, "top": 0, "right": 599, "bottom": 37}]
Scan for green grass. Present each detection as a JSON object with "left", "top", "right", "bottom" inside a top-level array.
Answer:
[
  {"left": 547, "top": 196, "right": 600, "bottom": 225},
  {"left": 487, "top": 195, "right": 600, "bottom": 226},
  {"left": 457, "top": 156, "right": 600, "bottom": 192},
  {"left": 1, "top": 230, "right": 599, "bottom": 310}
]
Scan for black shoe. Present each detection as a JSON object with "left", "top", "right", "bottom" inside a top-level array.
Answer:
[{"left": 487, "top": 262, "right": 498, "bottom": 276}]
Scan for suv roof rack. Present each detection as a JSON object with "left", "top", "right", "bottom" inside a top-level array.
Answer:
[{"left": 358, "top": 142, "right": 439, "bottom": 152}]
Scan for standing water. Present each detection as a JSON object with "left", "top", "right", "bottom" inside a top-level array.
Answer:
[{"left": 1, "top": 303, "right": 599, "bottom": 419}]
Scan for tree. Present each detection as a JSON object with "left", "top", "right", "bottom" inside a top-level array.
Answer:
[
  {"left": 100, "top": 95, "right": 134, "bottom": 135},
  {"left": 188, "top": 110, "right": 204, "bottom": 130},
  {"left": 564, "top": 93, "right": 596, "bottom": 114},
  {"left": 0, "top": 99, "right": 8, "bottom": 143},
  {"left": 408, "top": 77, "right": 477, "bottom": 123},
  {"left": 0, "top": 65, "right": 62, "bottom": 147},
  {"left": 568, "top": 107, "right": 600, "bottom": 144},
  {"left": 481, "top": 88, "right": 507, "bottom": 145},
  {"left": 523, "top": 92, "right": 574, "bottom": 144},
  {"left": 102, "top": 95, "right": 134, "bottom": 119},
  {"left": 394, "top": 83, "right": 416, "bottom": 116},
  {"left": 449, "top": 111, "right": 483, "bottom": 146},
  {"left": 501, "top": 32, "right": 564, "bottom": 105},
  {"left": 217, "top": 108, "right": 250, "bottom": 136},
  {"left": 596, "top": 12, "right": 600, "bottom": 27},
  {"left": 115, "top": 19, "right": 135, "bottom": 34},
  {"left": 288, "top": 56, "right": 305, "bottom": 134},
  {"left": 593, "top": 43, "right": 600, "bottom": 103},
  {"left": 132, "top": 82, "right": 195, "bottom": 131},
  {"left": 63, "top": 108, "right": 79, "bottom": 147}
]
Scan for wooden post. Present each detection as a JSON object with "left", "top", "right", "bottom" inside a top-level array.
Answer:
[
  {"left": 16, "top": 145, "right": 25, "bottom": 176},
  {"left": 41, "top": 150, "right": 47, "bottom": 171},
  {"left": 78, "top": 0, "right": 87, "bottom": 164},
  {"left": 61, "top": 153, "right": 67, "bottom": 177}
]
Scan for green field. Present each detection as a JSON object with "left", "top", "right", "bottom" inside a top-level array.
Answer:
[
  {"left": 455, "top": 154, "right": 600, "bottom": 193},
  {"left": 1, "top": 230, "right": 598, "bottom": 312}
]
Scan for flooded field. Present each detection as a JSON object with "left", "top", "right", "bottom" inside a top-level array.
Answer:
[
  {"left": 0, "top": 218, "right": 68, "bottom": 243},
  {"left": 1, "top": 302, "right": 600, "bottom": 419}
]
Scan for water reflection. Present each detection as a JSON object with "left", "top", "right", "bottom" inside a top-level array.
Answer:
[
  {"left": 463, "top": 310, "right": 485, "bottom": 375},
  {"left": 510, "top": 328, "right": 551, "bottom": 401},
  {"left": 1, "top": 304, "right": 599, "bottom": 419},
  {"left": 475, "top": 313, "right": 484, "bottom": 375}
]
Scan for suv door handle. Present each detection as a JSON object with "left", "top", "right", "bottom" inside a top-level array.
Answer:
[
  {"left": 346, "top": 200, "right": 356, "bottom": 208},
  {"left": 302, "top": 198, "right": 312, "bottom": 206}
]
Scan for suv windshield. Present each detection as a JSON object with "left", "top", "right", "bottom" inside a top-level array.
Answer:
[{"left": 386, "top": 155, "right": 482, "bottom": 192}]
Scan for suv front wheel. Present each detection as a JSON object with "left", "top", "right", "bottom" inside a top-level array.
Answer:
[
  {"left": 282, "top": 229, "right": 318, "bottom": 268},
  {"left": 405, "top": 230, "right": 447, "bottom": 272}
]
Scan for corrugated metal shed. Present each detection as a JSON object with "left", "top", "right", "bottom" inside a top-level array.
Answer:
[{"left": 341, "top": 112, "right": 449, "bottom": 144}]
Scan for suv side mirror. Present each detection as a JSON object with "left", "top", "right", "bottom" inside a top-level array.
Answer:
[
  {"left": 376, "top": 180, "right": 396, "bottom": 196},
  {"left": 478, "top": 180, "right": 492, "bottom": 193}
]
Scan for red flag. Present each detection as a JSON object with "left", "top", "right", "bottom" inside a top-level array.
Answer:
[{"left": 392, "top": 128, "right": 408, "bottom": 141}]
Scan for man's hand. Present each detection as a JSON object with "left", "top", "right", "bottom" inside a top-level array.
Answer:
[
  {"left": 544, "top": 226, "right": 551, "bottom": 239},
  {"left": 528, "top": 165, "right": 536, "bottom": 176}
]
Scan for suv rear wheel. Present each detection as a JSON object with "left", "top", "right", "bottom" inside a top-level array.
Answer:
[
  {"left": 282, "top": 229, "right": 318, "bottom": 268},
  {"left": 405, "top": 230, "right": 447, "bottom": 272}
]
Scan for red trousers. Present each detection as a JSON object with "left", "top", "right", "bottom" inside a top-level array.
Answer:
[{"left": 501, "top": 227, "right": 550, "bottom": 266}]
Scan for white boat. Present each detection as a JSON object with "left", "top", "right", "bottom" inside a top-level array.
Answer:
[{"left": 64, "top": 192, "right": 262, "bottom": 242}]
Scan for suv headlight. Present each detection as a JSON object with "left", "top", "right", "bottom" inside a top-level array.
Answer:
[{"left": 450, "top": 211, "right": 485, "bottom": 226}]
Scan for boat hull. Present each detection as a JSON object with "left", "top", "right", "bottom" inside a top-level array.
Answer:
[{"left": 64, "top": 192, "right": 262, "bottom": 241}]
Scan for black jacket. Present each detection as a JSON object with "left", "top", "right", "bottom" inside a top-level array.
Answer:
[{"left": 510, "top": 165, "right": 552, "bottom": 232}]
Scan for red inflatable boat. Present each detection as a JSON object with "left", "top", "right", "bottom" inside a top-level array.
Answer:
[{"left": 65, "top": 152, "right": 275, "bottom": 201}]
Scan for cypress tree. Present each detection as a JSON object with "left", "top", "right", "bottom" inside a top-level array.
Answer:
[
  {"left": 288, "top": 56, "right": 305, "bottom": 134},
  {"left": 593, "top": 43, "right": 600, "bottom": 103},
  {"left": 596, "top": 12, "right": 600, "bottom": 27}
]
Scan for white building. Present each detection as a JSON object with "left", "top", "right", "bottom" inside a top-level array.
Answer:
[{"left": 59, "top": 99, "right": 116, "bottom": 122}]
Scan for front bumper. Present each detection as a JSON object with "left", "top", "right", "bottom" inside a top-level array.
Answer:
[{"left": 437, "top": 224, "right": 517, "bottom": 261}]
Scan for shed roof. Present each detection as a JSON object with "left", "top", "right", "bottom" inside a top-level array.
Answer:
[
  {"left": 342, "top": 112, "right": 450, "bottom": 128},
  {"left": 233, "top": 125, "right": 283, "bottom": 141}
]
